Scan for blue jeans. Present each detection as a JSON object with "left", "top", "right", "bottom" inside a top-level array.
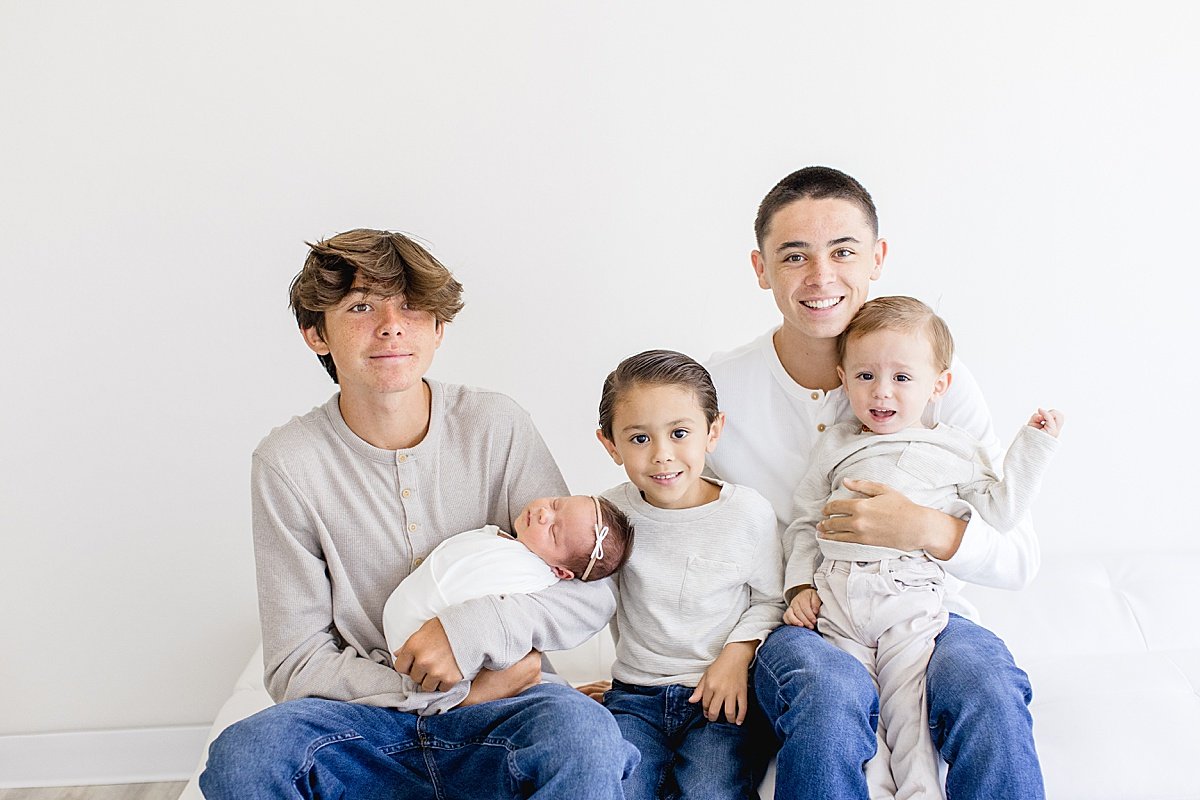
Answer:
[
  {"left": 604, "top": 679, "right": 768, "bottom": 800},
  {"left": 928, "top": 614, "right": 1044, "bottom": 800},
  {"left": 199, "top": 683, "right": 639, "bottom": 800},
  {"left": 753, "top": 615, "right": 1044, "bottom": 800}
]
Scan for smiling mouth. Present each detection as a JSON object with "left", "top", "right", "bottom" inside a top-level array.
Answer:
[
  {"left": 650, "top": 472, "right": 683, "bottom": 483},
  {"left": 869, "top": 409, "right": 896, "bottom": 421},
  {"left": 801, "top": 297, "right": 844, "bottom": 310}
]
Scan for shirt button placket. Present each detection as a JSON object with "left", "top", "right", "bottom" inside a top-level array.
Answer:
[
  {"left": 811, "top": 389, "right": 832, "bottom": 433},
  {"left": 397, "top": 452, "right": 422, "bottom": 569}
]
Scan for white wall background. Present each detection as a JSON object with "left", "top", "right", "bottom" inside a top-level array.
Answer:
[{"left": 2, "top": 0, "right": 1196, "bottom": 753}]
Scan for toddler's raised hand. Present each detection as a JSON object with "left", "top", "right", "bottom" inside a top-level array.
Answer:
[{"left": 1028, "top": 408, "right": 1065, "bottom": 438}]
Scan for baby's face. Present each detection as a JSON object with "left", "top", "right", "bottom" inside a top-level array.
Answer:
[
  {"left": 511, "top": 495, "right": 597, "bottom": 579},
  {"left": 838, "top": 328, "right": 950, "bottom": 434}
]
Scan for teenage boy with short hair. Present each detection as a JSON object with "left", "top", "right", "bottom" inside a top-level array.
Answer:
[
  {"left": 201, "top": 229, "right": 636, "bottom": 799},
  {"left": 706, "top": 168, "right": 1045, "bottom": 800}
]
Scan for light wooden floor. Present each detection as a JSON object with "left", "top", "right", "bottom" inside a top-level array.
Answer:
[{"left": 0, "top": 783, "right": 184, "bottom": 800}]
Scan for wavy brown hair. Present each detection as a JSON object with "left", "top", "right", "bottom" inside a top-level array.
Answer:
[{"left": 288, "top": 229, "right": 464, "bottom": 382}]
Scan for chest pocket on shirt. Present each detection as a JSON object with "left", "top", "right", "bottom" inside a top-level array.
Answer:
[
  {"left": 679, "top": 556, "right": 740, "bottom": 617},
  {"left": 896, "top": 442, "right": 974, "bottom": 488}
]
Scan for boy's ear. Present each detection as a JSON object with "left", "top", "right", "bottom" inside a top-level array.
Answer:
[
  {"left": 302, "top": 325, "right": 330, "bottom": 355},
  {"left": 751, "top": 249, "right": 771, "bottom": 290},
  {"left": 551, "top": 565, "right": 574, "bottom": 581},
  {"left": 870, "top": 237, "right": 888, "bottom": 280},
  {"left": 836, "top": 365, "right": 847, "bottom": 387},
  {"left": 931, "top": 370, "right": 953, "bottom": 400},
  {"left": 705, "top": 411, "right": 726, "bottom": 454},
  {"left": 596, "top": 429, "right": 623, "bottom": 465}
]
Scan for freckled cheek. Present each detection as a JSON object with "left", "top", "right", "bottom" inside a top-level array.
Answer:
[{"left": 341, "top": 320, "right": 376, "bottom": 339}]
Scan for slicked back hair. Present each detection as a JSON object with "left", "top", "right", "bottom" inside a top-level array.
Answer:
[{"left": 598, "top": 349, "right": 720, "bottom": 441}]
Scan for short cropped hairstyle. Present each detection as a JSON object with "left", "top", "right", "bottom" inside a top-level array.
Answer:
[
  {"left": 289, "top": 229, "right": 465, "bottom": 382},
  {"left": 598, "top": 349, "right": 720, "bottom": 442},
  {"left": 569, "top": 496, "right": 635, "bottom": 582},
  {"left": 838, "top": 296, "right": 955, "bottom": 373},
  {"left": 754, "top": 166, "right": 879, "bottom": 248}
]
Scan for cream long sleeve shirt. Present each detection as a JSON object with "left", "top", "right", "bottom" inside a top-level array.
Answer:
[{"left": 602, "top": 479, "right": 785, "bottom": 687}]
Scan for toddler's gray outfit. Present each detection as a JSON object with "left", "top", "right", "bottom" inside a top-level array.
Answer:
[{"left": 785, "top": 421, "right": 1058, "bottom": 800}]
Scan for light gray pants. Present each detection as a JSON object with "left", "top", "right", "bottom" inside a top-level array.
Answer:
[{"left": 815, "top": 556, "right": 949, "bottom": 800}]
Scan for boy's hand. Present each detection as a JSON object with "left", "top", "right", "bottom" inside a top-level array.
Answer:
[
  {"left": 393, "top": 617, "right": 464, "bottom": 691},
  {"left": 1029, "top": 408, "right": 1065, "bottom": 438},
  {"left": 460, "top": 650, "right": 542, "bottom": 706},
  {"left": 820, "top": 481, "right": 967, "bottom": 561},
  {"left": 575, "top": 679, "right": 612, "bottom": 703},
  {"left": 688, "top": 640, "right": 757, "bottom": 725},
  {"left": 783, "top": 587, "right": 821, "bottom": 629}
]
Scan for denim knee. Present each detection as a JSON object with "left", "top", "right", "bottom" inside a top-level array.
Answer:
[
  {"left": 557, "top": 691, "right": 635, "bottom": 767},
  {"left": 200, "top": 711, "right": 290, "bottom": 796},
  {"left": 511, "top": 685, "right": 639, "bottom": 779},
  {"left": 200, "top": 698, "right": 370, "bottom": 798},
  {"left": 756, "top": 626, "right": 876, "bottom": 722},
  {"left": 928, "top": 615, "right": 1032, "bottom": 719}
]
